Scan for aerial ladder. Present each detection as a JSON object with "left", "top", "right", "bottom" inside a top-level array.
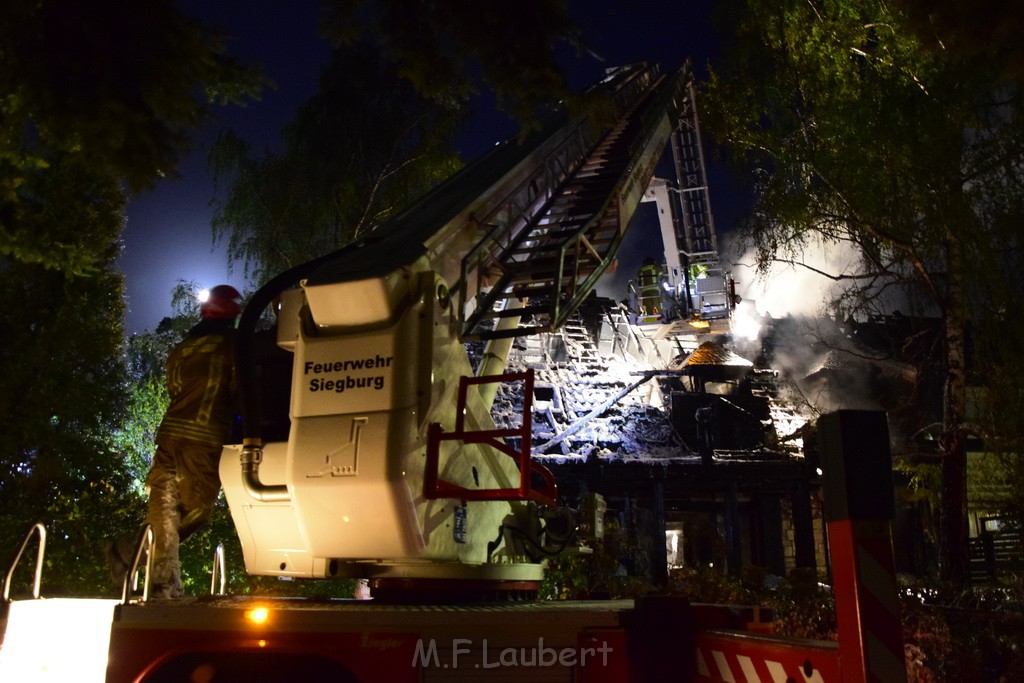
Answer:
[
  {"left": 632, "top": 76, "right": 736, "bottom": 336},
  {"left": 216, "top": 61, "right": 697, "bottom": 598}
]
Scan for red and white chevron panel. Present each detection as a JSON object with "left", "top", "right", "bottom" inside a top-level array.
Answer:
[
  {"left": 829, "top": 519, "right": 906, "bottom": 682},
  {"left": 694, "top": 631, "right": 841, "bottom": 682}
]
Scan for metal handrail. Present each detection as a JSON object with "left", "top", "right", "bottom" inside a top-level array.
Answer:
[
  {"left": 2, "top": 522, "right": 47, "bottom": 601},
  {"left": 210, "top": 543, "right": 226, "bottom": 596},
  {"left": 120, "top": 525, "right": 154, "bottom": 605},
  {"left": 424, "top": 370, "right": 558, "bottom": 508}
]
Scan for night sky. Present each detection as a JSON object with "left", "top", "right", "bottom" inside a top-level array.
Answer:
[{"left": 117, "top": 0, "right": 734, "bottom": 334}]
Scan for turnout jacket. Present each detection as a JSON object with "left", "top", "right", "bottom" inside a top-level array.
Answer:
[{"left": 156, "top": 318, "right": 238, "bottom": 446}]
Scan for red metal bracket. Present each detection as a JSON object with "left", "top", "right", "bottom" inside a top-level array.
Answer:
[{"left": 424, "top": 369, "right": 558, "bottom": 507}]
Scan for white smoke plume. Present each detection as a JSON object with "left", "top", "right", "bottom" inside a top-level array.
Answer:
[
  {"left": 727, "top": 234, "right": 862, "bottom": 319},
  {"left": 723, "top": 233, "right": 915, "bottom": 417}
]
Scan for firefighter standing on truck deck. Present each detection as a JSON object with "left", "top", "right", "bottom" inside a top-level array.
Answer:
[{"left": 145, "top": 284, "right": 242, "bottom": 598}]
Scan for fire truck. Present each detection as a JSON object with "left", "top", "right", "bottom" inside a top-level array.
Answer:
[{"left": 0, "top": 61, "right": 905, "bottom": 682}]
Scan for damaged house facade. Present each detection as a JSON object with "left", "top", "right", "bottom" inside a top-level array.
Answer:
[{"left": 490, "top": 297, "right": 1021, "bottom": 586}]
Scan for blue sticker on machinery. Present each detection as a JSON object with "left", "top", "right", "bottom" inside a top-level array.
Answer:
[{"left": 453, "top": 505, "right": 467, "bottom": 544}]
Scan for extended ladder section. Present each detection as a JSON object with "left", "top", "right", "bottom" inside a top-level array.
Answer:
[
  {"left": 648, "top": 77, "right": 729, "bottom": 327},
  {"left": 671, "top": 78, "right": 719, "bottom": 271},
  {"left": 291, "top": 62, "right": 696, "bottom": 343},
  {"left": 459, "top": 62, "right": 694, "bottom": 341}
]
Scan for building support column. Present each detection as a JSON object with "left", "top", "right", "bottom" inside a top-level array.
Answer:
[
  {"left": 792, "top": 479, "right": 817, "bottom": 570},
  {"left": 652, "top": 473, "right": 668, "bottom": 587},
  {"left": 724, "top": 481, "right": 742, "bottom": 576},
  {"left": 759, "top": 494, "right": 785, "bottom": 576}
]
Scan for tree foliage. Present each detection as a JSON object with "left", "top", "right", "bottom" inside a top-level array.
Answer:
[
  {"left": 202, "top": 0, "right": 587, "bottom": 584},
  {"left": 210, "top": 1, "right": 592, "bottom": 282},
  {"left": 210, "top": 44, "right": 463, "bottom": 282},
  {"left": 0, "top": 0, "right": 264, "bottom": 274},
  {"left": 892, "top": 0, "right": 1024, "bottom": 77},
  {"left": 0, "top": 158, "right": 137, "bottom": 594},
  {"left": 702, "top": 0, "right": 1024, "bottom": 584},
  {"left": 1, "top": 1, "right": 263, "bottom": 593},
  {"left": 320, "top": 0, "right": 581, "bottom": 127}
]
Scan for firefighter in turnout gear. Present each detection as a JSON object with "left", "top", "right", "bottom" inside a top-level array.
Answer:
[
  {"left": 636, "top": 257, "right": 664, "bottom": 321},
  {"left": 144, "top": 285, "right": 243, "bottom": 598}
]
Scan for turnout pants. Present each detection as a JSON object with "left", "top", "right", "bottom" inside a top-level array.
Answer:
[{"left": 144, "top": 437, "right": 222, "bottom": 596}]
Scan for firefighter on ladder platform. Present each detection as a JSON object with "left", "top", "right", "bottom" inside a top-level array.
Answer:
[{"left": 635, "top": 257, "right": 665, "bottom": 323}]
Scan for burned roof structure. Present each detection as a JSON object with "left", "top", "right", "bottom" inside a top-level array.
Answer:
[
  {"left": 489, "top": 296, "right": 824, "bottom": 581},
  {"left": 669, "top": 341, "right": 754, "bottom": 394}
]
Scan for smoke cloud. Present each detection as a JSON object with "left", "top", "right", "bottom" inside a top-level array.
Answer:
[{"left": 727, "top": 234, "right": 862, "bottom": 319}]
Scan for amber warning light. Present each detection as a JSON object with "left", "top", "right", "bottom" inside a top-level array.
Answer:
[{"left": 245, "top": 606, "right": 270, "bottom": 625}]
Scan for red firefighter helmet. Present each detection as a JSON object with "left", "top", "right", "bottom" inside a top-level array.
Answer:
[{"left": 200, "top": 284, "right": 243, "bottom": 319}]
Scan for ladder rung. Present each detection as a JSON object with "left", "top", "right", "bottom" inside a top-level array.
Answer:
[{"left": 505, "top": 261, "right": 598, "bottom": 278}]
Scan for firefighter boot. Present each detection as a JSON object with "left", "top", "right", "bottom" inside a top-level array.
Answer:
[{"left": 104, "top": 537, "right": 138, "bottom": 590}]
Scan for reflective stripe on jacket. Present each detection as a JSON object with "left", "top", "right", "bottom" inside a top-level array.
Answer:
[{"left": 156, "top": 318, "right": 237, "bottom": 446}]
